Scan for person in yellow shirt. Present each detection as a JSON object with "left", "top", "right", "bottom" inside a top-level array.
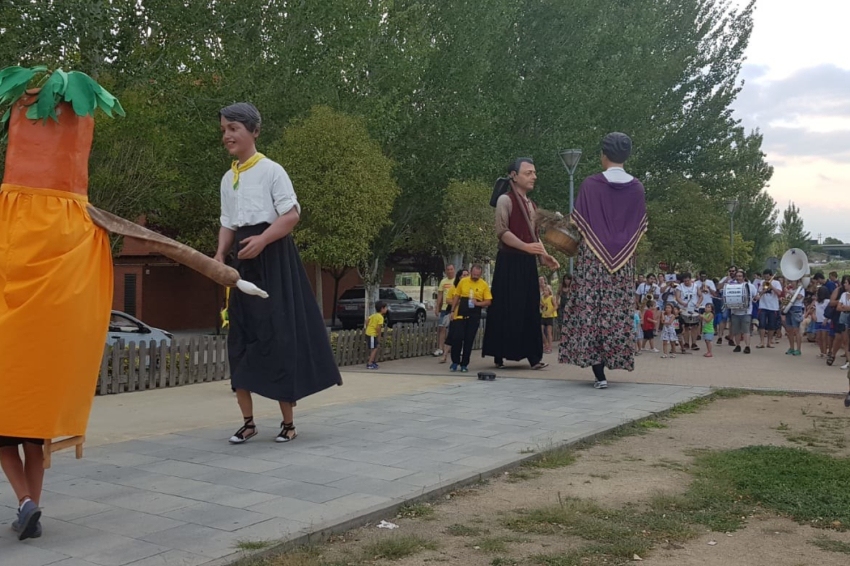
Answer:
[
  {"left": 540, "top": 284, "right": 558, "bottom": 354},
  {"left": 366, "top": 301, "right": 388, "bottom": 369},
  {"left": 433, "top": 264, "right": 457, "bottom": 362},
  {"left": 449, "top": 265, "right": 493, "bottom": 372}
]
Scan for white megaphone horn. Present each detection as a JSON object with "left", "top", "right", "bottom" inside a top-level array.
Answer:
[{"left": 780, "top": 248, "right": 810, "bottom": 284}]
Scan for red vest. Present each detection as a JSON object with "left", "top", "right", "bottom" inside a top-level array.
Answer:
[{"left": 506, "top": 189, "right": 537, "bottom": 244}]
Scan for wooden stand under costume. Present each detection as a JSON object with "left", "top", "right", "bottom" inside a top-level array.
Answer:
[{"left": 0, "top": 70, "right": 266, "bottom": 466}]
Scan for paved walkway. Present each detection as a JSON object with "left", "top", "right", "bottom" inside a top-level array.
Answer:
[{"left": 0, "top": 373, "right": 708, "bottom": 566}]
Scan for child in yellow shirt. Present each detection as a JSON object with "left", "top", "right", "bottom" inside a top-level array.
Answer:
[{"left": 366, "top": 301, "right": 388, "bottom": 369}]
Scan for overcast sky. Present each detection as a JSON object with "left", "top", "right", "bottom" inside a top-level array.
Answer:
[{"left": 731, "top": 0, "right": 848, "bottom": 241}]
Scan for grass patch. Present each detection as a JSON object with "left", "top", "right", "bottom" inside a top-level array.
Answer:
[
  {"left": 525, "top": 449, "right": 578, "bottom": 470},
  {"left": 259, "top": 549, "right": 322, "bottom": 566},
  {"left": 810, "top": 535, "right": 850, "bottom": 555},
  {"left": 362, "top": 535, "right": 437, "bottom": 560},
  {"left": 397, "top": 502, "right": 435, "bottom": 520},
  {"left": 637, "top": 419, "right": 667, "bottom": 429},
  {"left": 473, "top": 535, "right": 526, "bottom": 553},
  {"left": 505, "top": 469, "right": 542, "bottom": 483},
  {"left": 491, "top": 558, "right": 520, "bottom": 566},
  {"left": 445, "top": 523, "right": 487, "bottom": 537},
  {"left": 235, "top": 539, "right": 275, "bottom": 551},
  {"left": 693, "top": 445, "right": 850, "bottom": 529}
]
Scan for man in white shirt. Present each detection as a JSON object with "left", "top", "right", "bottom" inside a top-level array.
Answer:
[
  {"left": 715, "top": 265, "right": 737, "bottom": 345},
  {"left": 755, "top": 268, "right": 783, "bottom": 348},
  {"left": 726, "top": 269, "right": 757, "bottom": 353},
  {"left": 676, "top": 272, "right": 701, "bottom": 350},
  {"left": 635, "top": 273, "right": 661, "bottom": 308}
]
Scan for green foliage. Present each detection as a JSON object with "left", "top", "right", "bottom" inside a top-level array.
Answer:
[
  {"left": 824, "top": 237, "right": 844, "bottom": 245},
  {"left": 646, "top": 179, "right": 726, "bottom": 272},
  {"left": 0, "top": 0, "right": 780, "bottom": 265},
  {"left": 779, "top": 202, "right": 812, "bottom": 253},
  {"left": 441, "top": 180, "right": 497, "bottom": 262},
  {"left": 361, "top": 535, "right": 437, "bottom": 560},
  {"left": 270, "top": 106, "right": 399, "bottom": 270}
]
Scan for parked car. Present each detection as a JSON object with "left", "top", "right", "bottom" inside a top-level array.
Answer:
[
  {"left": 107, "top": 311, "right": 173, "bottom": 347},
  {"left": 336, "top": 286, "right": 428, "bottom": 330}
]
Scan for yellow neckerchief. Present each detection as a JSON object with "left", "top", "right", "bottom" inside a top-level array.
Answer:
[
  {"left": 220, "top": 287, "right": 230, "bottom": 328},
  {"left": 231, "top": 152, "right": 265, "bottom": 190}
]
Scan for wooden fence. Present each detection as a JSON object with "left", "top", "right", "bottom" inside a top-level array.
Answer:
[
  {"left": 328, "top": 320, "right": 484, "bottom": 367},
  {"left": 97, "top": 318, "right": 560, "bottom": 394},
  {"left": 97, "top": 336, "right": 228, "bottom": 395}
]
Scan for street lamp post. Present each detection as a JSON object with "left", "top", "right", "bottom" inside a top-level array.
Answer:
[
  {"left": 559, "top": 149, "right": 582, "bottom": 274},
  {"left": 725, "top": 199, "right": 739, "bottom": 266}
]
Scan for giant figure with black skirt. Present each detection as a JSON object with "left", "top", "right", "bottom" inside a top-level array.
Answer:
[
  {"left": 214, "top": 103, "right": 343, "bottom": 445},
  {"left": 482, "top": 158, "right": 559, "bottom": 370}
]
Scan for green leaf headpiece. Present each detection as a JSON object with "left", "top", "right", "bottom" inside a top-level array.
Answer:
[{"left": 0, "top": 66, "right": 125, "bottom": 124}]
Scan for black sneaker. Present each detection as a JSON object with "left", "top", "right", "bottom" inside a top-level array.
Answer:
[
  {"left": 845, "top": 392, "right": 850, "bottom": 408},
  {"left": 744, "top": 346, "right": 751, "bottom": 354},
  {"left": 733, "top": 345, "right": 742, "bottom": 352},
  {"left": 716, "top": 337, "right": 722, "bottom": 345}
]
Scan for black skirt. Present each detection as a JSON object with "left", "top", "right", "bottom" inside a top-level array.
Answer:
[
  {"left": 482, "top": 248, "right": 543, "bottom": 365},
  {"left": 228, "top": 224, "right": 343, "bottom": 402}
]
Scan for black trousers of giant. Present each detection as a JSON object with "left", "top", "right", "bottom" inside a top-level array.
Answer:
[
  {"left": 482, "top": 248, "right": 543, "bottom": 366},
  {"left": 448, "top": 316, "right": 481, "bottom": 367},
  {"left": 228, "top": 224, "right": 343, "bottom": 402}
]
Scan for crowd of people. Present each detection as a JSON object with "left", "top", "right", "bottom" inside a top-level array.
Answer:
[{"left": 631, "top": 268, "right": 850, "bottom": 369}]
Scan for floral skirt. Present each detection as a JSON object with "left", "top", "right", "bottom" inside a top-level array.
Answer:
[{"left": 559, "top": 241, "right": 635, "bottom": 370}]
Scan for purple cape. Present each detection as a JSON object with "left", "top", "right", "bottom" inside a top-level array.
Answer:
[{"left": 571, "top": 172, "right": 647, "bottom": 273}]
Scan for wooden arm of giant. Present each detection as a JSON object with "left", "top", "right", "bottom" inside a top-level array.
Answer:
[{"left": 87, "top": 206, "right": 268, "bottom": 298}]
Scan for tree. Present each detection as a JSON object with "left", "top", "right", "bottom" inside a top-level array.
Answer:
[
  {"left": 268, "top": 106, "right": 399, "bottom": 324},
  {"left": 440, "top": 180, "right": 497, "bottom": 266},
  {"left": 646, "top": 179, "right": 727, "bottom": 273},
  {"left": 778, "top": 202, "right": 812, "bottom": 253},
  {"left": 824, "top": 237, "right": 844, "bottom": 245}
]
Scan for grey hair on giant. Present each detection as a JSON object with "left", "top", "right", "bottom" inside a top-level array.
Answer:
[{"left": 219, "top": 102, "right": 262, "bottom": 133}]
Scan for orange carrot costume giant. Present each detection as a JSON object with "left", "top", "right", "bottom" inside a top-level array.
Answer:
[{"left": 0, "top": 67, "right": 266, "bottom": 447}]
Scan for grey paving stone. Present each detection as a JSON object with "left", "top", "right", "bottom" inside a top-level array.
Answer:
[
  {"left": 325, "top": 459, "right": 416, "bottom": 481},
  {"left": 0, "top": 543, "right": 72, "bottom": 566},
  {"left": 257, "top": 479, "right": 351, "bottom": 504},
  {"left": 140, "top": 523, "right": 243, "bottom": 559},
  {"left": 110, "top": 550, "right": 209, "bottom": 566},
  {"left": 162, "top": 502, "right": 273, "bottom": 532},
  {"left": 262, "top": 464, "right": 351, "bottom": 486},
  {"left": 246, "top": 496, "right": 333, "bottom": 525},
  {"left": 45, "top": 478, "right": 140, "bottom": 502},
  {"left": 146, "top": 446, "right": 229, "bottom": 464},
  {"left": 82, "top": 538, "right": 169, "bottom": 566},
  {"left": 39, "top": 492, "right": 113, "bottom": 522},
  {"left": 231, "top": 517, "right": 310, "bottom": 541},
  {"left": 199, "top": 454, "right": 287, "bottom": 474},
  {"left": 72, "top": 508, "right": 185, "bottom": 538},
  {"left": 136, "top": 459, "right": 222, "bottom": 480},
  {"left": 327, "top": 476, "right": 422, "bottom": 500},
  {"left": 26, "top": 520, "right": 139, "bottom": 559},
  {"left": 100, "top": 490, "right": 196, "bottom": 515},
  {"left": 84, "top": 452, "right": 167, "bottom": 468},
  {"left": 45, "top": 559, "right": 101, "bottom": 566}
]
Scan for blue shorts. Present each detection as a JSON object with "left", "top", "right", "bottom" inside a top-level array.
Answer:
[
  {"left": 758, "top": 309, "right": 781, "bottom": 331},
  {"left": 784, "top": 307, "right": 803, "bottom": 329},
  {"left": 714, "top": 309, "right": 728, "bottom": 324},
  {"left": 702, "top": 333, "right": 715, "bottom": 342},
  {"left": 439, "top": 310, "right": 452, "bottom": 328}
]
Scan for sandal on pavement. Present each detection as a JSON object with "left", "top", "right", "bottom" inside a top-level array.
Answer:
[
  {"left": 532, "top": 362, "right": 549, "bottom": 370},
  {"left": 704, "top": 352, "right": 713, "bottom": 357},
  {"left": 229, "top": 417, "right": 257, "bottom": 444},
  {"left": 756, "top": 344, "right": 765, "bottom": 349},
  {"left": 275, "top": 421, "right": 298, "bottom": 443}
]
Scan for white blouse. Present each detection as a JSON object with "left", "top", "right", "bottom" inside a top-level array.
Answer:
[{"left": 220, "top": 158, "right": 301, "bottom": 231}]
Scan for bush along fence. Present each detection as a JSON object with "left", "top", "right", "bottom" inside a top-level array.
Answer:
[{"left": 98, "top": 319, "right": 562, "bottom": 394}]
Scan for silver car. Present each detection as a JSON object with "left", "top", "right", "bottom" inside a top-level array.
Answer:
[{"left": 107, "top": 311, "right": 173, "bottom": 347}]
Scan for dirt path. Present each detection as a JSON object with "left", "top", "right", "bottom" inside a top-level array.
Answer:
[{"left": 254, "top": 393, "right": 850, "bottom": 566}]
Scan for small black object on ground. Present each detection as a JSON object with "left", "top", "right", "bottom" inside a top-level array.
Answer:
[{"left": 477, "top": 371, "right": 496, "bottom": 381}]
